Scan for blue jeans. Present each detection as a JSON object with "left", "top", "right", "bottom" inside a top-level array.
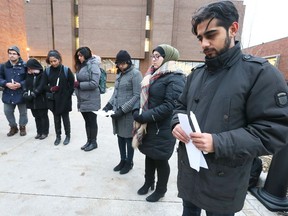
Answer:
[
  {"left": 182, "top": 200, "right": 235, "bottom": 216},
  {"left": 117, "top": 135, "right": 134, "bottom": 162},
  {"left": 4, "top": 103, "right": 28, "bottom": 127}
]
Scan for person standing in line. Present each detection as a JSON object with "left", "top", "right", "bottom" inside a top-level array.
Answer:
[
  {"left": 43, "top": 50, "right": 74, "bottom": 145},
  {"left": 102, "top": 50, "right": 142, "bottom": 174},
  {"left": 0, "top": 46, "right": 28, "bottom": 136},
  {"left": 23, "top": 58, "right": 49, "bottom": 140},
  {"left": 133, "top": 44, "right": 185, "bottom": 202},
  {"left": 74, "top": 47, "right": 101, "bottom": 152},
  {"left": 171, "top": 1, "right": 288, "bottom": 215}
]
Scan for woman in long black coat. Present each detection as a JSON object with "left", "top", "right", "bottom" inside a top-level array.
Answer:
[
  {"left": 133, "top": 44, "right": 185, "bottom": 202},
  {"left": 42, "top": 50, "right": 74, "bottom": 145},
  {"left": 23, "top": 58, "right": 49, "bottom": 139}
]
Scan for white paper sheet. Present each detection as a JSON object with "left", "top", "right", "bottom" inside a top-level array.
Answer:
[
  {"left": 94, "top": 110, "right": 114, "bottom": 117},
  {"left": 190, "top": 112, "right": 208, "bottom": 155},
  {"left": 178, "top": 113, "right": 208, "bottom": 171}
]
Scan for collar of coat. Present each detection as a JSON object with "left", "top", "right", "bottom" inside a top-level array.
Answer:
[{"left": 205, "top": 41, "right": 242, "bottom": 72}]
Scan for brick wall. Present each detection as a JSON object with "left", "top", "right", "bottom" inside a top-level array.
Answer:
[
  {"left": 0, "top": 0, "right": 28, "bottom": 63},
  {"left": 243, "top": 37, "right": 288, "bottom": 81}
]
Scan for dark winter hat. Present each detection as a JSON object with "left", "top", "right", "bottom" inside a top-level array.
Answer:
[
  {"left": 8, "top": 45, "right": 20, "bottom": 56},
  {"left": 153, "top": 44, "right": 179, "bottom": 66},
  {"left": 27, "top": 58, "right": 43, "bottom": 70},
  {"left": 115, "top": 50, "right": 132, "bottom": 65}
]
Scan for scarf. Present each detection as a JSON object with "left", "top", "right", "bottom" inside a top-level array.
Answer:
[{"left": 132, "top": 61, "right": 178, "bottom": 148}]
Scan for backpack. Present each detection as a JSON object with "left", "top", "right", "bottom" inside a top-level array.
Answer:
[
  {"left": 46, "top": 66, "right": 68, "bottom": 78},
  {"left": 99, "top": 68, "right": 107, "bottom": 94}
]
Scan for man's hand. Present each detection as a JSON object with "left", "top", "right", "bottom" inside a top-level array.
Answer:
[
  {"left": 6, "top": 82, "right": 20, "bottom": 90},
  {"left": 190, "top": 132, "right": 214, "bottom": 153},
  {"left": 173, "top": 124, "right": 214, "bottom": 153},
  {"left": 172, "top": 124, "right": 190, "bottom": 144}
]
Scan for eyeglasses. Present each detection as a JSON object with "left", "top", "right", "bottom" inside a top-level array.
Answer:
[{"left": 150, "top": 55, "right": 162, "bottom": 60}]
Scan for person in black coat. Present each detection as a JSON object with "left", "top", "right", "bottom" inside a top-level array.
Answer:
[
  {"left": 23, "top": 58, "right": 49, "bottom": 139},
  {"left": 42, "top": 50, "right": 74, "bottom": 145},
  {"left": 132, "top": 44, "right": 185, "bottom": 202}
]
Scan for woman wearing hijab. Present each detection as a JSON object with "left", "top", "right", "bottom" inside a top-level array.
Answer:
[{"left": 133, "top": 44, "right": 186, "bottom": 202}]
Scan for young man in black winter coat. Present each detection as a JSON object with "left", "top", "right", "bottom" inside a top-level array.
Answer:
[{"left": 171, "top": 1, "right": 288, "bottom": 215}]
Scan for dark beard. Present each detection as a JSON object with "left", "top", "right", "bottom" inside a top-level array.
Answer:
[
  {"left": 205, "top": 32, "right": 231, "bottom": 59},
  {"left": 218, "top": 33, "right": 231, "bottom": 55}
]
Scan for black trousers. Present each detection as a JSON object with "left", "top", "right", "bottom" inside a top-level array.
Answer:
[
  {"left": 81, "top": 112, "right": 98, "bottom": 140},
  {"left": 144, "top": 155, "right": 170, "bottom": 194},
  {"left": 31, "top": 109, "right": 49, "bottom": 135},
  {"left": 53, "top": 112, "right": 70, "bottom": 136},
  {"left": 117, "top": 135, "right": 134, "bottom": 162},
  {"left": 182, "top": 200, "right": 234, "bottom": 216}
]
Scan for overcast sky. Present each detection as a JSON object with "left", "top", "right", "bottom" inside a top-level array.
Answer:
[{"left": 241, "top": 0, "right": 288, "bottom": 48}]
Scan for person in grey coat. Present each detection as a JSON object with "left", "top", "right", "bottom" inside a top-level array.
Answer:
[
  {"left": 103, "top": 50, "right": 142, "bottom": 174},
  {"left": 74, "top": 47, "right": 101, "bottom": 152}
]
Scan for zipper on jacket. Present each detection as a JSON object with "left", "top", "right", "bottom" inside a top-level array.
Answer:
[{"left": 152, "top": 115, "right": 159, "bottom": 135}]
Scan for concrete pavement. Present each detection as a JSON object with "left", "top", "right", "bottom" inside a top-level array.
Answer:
[{"left": 0, "top": 89, "right": 281, "bottom": 216}]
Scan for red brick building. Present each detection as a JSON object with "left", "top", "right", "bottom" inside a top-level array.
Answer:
[
  {"left": 243, "top": 37, "right": 288, "bottom": 81},
  {"left": 22, "top": 0, "right": 245, "bottom": 75},
  {"left": 0, "top": 0, "right": 27, "bottom": 63}
]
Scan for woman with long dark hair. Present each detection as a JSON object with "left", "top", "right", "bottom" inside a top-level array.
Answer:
[
  {"left": 43, "top": 50, "right": 74, "bottom": 145},
  {"left": 74, "top": 47, "right": 101, "bottom": 152}
]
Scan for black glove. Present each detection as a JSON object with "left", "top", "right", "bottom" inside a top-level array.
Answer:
[
  {"left": 111, "top": 108, "right": 124, "bottom": 119},
  {"left": 23, "top": 92, "right": 28, "bottom": 97},
  {"left": 102, "top": 102, "right": 113, "bottom": 112},
  {"left": 30, "top": 91, "right": 37, "bottom": 98},
  {"left": 133, "top": 110, "right": 145, "bottom": 124},
  {"left": 23, "top": 92, "right": 33, "bottom": 101}
]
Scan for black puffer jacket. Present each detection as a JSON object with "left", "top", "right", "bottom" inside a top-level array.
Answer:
[
  {"left": 23, "top": 71, "right": 47, "bottom": 109},
  {"left": 139, "top": 72, "right": 185, "bottom": 160}
]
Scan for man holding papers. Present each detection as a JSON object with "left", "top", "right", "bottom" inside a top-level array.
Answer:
[{"left": 171, "top": 1, "right": 288, "bottom": 216}]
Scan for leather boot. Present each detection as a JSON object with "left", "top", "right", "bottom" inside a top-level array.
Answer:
[
  {"left": 81, "top": 127, "right": 91, "bottom": 150},
  {"left": 63, "top": 135, "right": 70, "bottom": 145},
  {"left": 137, "top": 182, "right": 155, "bottom": 195},
  {"left": 84, "top": 139, "right": 97, "bottom": 151},
  {"left": 146, "top": 191, "right": 165, "bottom": 202},
  {"left": 19, "top": 126, "right": 27, "bottom": 136},
  {"left": 81, "top": 140, "right": 90, "bottom": 150},
  {"left": 54, "top": 136, "right": 61, "bottom": 145},
  {"left": 113, "top": 160, "right": 126, "bottom": 171},
  {"left": 7, "top": 126, "right": 18, "bottom": 136},
  {"left": 120, "top": 161, "right": 133, "bottom": 175}
]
